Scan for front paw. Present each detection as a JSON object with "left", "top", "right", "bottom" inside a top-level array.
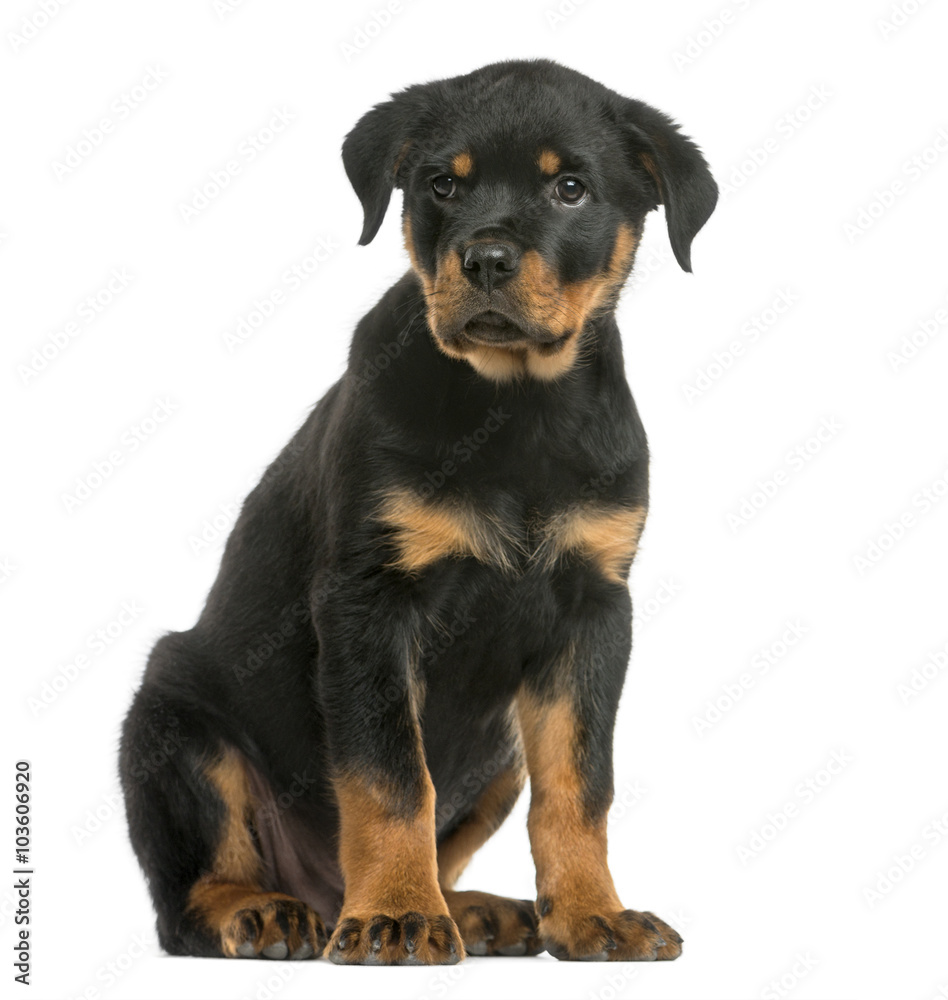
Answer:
[
  {"left": 326, "top": 910, "right": 464, "bottom": 965},
  {"left": 539, "top": 902, "right": 682, "bottom": 962}
]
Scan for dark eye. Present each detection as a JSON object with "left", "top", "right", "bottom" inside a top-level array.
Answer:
[
  {"left": 432, "top": 175, "right": 456, "bottom": 198},
  {"left": 554, "top": 177, "right": 587, "bottom": 205}
]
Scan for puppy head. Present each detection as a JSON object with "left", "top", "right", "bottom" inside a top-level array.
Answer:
[{"left": 343, "top": 59, "right": 717, "bottom": 382}]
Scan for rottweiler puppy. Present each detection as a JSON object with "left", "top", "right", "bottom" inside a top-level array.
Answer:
[{"left": 120, "top": 58, "right": 716, "bottom": 964}]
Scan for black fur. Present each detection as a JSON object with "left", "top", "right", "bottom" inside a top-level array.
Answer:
[{"left": 120, "top": 58, "right": 716, "bottom": 960}]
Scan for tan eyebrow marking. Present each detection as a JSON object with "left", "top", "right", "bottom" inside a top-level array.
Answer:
[
  {"left": 451, "top": 151, "right": 474, "bottom": 177},
  {"left": 537, "top": 149, "right": 561, "bottom": 175}
]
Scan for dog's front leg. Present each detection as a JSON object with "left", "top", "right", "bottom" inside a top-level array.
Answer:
[
  {"left": 316, "top": 599, "right": 464, "bottom": 965},
  {"left": 516, "top": 590, "right": 683, "bottom": 962}
]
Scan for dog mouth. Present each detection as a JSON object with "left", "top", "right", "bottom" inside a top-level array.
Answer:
[
  {"left": 463, "top": 311, "right": 526, "bottom": 344},
  {"left": 460, "top": 311, "right": 560, "bottom": 347}
]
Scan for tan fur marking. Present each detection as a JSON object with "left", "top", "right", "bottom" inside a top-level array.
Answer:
[
  {"left": 416, "top": 224, "right": 638, "bottom": 383},
  {"left": 516, "top": 223, "right": 639, "bottom": 340},
  {"left": 639, "top": 152, "right": 663, "bottom": 200},
  {"left": 421, "top": 250, "right": 481, "bottom": 359},
  {"left": 188, "top": 884, "right": 314, "bottom": 956},
  {"left": 451, "top": 150, "right": 474, "bottom": 178},
  {"left": 202, "top": 748, "right": 261, "bottom": 886},
  {"left": 394, "top": 139, "right": 414, "bottom": 176},
  {"left": 403, "top": 215, "right": 433, "bottom": 290},
  {"left": 444, "top": 889, "right": 542, "bottom": 955},
  {"left": 464, "top": 344, "right": 527, "bottom": 382},
  {"left": 524, "top": 332, "right": 586, "bottom": 381},
  {"left": 377, "top": 489, "right": 521, "bottom": 574},
  {"left": 332, "top": 772, "right": 447, "bottom": 919},
  {"left": 437, "top": 761, "right": 527, "bottom": 890},
  {"left": 501, "top": 223, "right": 640, "bottom": 381},
  {"left": 540, "top": 505, "right": 647, "bottom": 583},
  {"left": 538, "top": 149, "right": 561, "bottom": 175},
  {"left": 186, "top": 749, "right": 326, "bottom": 957},
  {"left": 517, "top": 693, "right": 622, "bottom": 919}
]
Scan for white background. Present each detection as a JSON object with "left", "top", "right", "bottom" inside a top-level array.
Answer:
[{"left": 3, "top": 1, "right": 947, "bottom": 998}]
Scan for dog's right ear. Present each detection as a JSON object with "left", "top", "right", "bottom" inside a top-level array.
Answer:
[{"left": 342, "top": 92, "right": 420, "bottom": 246}]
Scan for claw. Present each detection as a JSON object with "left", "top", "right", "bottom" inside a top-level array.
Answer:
[{"left": 262, "top": 941, "right": 288, "bottom": 960}]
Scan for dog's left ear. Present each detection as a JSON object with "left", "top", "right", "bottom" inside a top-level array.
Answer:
[
  {"left": 343, "top": 90, "right": 422, "bottom": 246},
  {"left": 620, "top": 99, "right": 718, "bottom": 272}
]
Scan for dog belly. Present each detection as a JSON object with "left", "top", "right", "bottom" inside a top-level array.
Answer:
[{"left": 244, "top": 757, "right": 347, "bottom": 926}]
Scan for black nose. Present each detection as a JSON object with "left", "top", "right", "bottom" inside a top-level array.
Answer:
[{"left": 462, "top": 242, "right": 521, "bottom": 292}]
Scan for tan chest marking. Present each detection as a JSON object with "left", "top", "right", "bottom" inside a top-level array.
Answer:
[
  {"left": 377, "top": 489, "right": 521, "bottom": 575},
  {"left": 378, "top": 491, "right": 646, "bottom": 584},
  {"left": 536, "top": 505, "right": 647, "bottom": 584}
]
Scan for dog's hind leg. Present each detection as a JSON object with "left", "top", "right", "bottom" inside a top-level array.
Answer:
[{"left": 119, "top": 642, "right": 327, "bottom": 959}]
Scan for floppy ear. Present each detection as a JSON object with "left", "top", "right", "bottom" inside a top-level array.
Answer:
[
  {"left": 342, "top": 94, "right": 419, "bottom": 246},
  {"left": 621, "top": 99, "right": 718, "bottom": 272}
]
